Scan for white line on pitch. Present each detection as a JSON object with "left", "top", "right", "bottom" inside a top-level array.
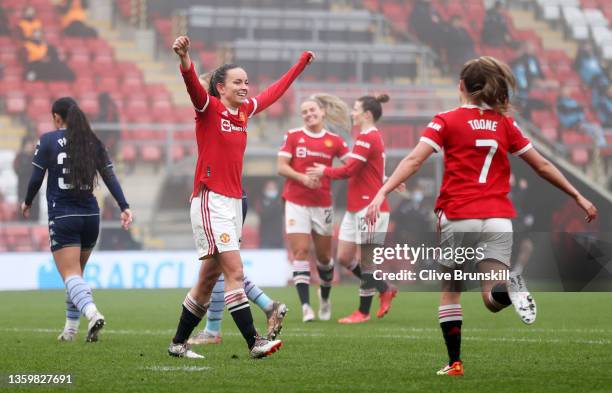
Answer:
[{"left": 1, "top": 327, "right": 608, "bottom": 345}]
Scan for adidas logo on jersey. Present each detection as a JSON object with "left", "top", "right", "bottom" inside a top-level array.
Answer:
[
  {"left": 222, "top": 110, "right": 228, "bottom": 116},
  {"left": 298, "top": 138, "right": 305, "bottom": 143}
]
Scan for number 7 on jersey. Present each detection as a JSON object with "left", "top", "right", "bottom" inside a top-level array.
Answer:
[{"left": 475, "top": 139, "right": 498, "bottom": 184}]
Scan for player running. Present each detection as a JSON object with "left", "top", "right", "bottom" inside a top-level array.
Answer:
[
  {"left": 307, "top": 94, "right": 398, "bottom": 324},
  {"left": 167, "top": 35, "right": 313, "bottom": 359},
  {"left": 277, "top": 94, "right": 351, "bottom": 322},
  {"left": 365, "top": 56, "right": 597, "bottom": 376},
  {"left": 21, "top": 97, "right": 132, "bottom": 343}
]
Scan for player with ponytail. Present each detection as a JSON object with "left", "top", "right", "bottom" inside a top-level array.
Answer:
[
  {"left": 307, "top": 94, "right": 398, "bottom": 323},
  {"left": 22, "top": 96, "right": 132, "bottom": 343}
]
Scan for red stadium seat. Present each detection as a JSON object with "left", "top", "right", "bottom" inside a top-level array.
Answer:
[
  {"left": 140, "top": 145, "right": 162, "bottom": 162},
  {"left": 121, "top": 144, "right": 137, "bottom": 162},
  {"left": 6, "top": 92, "right": 26, "bottom": 114},
  {"left": 6, "top": 226, "right": 33, "bottom": 252},
  {"left": 570, "top": 148, "right": 589, "bottom": 166},
  {"left": 31, "top": 226, "right": 49, "bottom": 251}
]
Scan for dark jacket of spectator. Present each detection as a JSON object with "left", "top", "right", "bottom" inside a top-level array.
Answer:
[
  {"left": 481, "top": 1, "right": 512, "bottom": 47},
  {"left": 95, "top": 93, "right": 120, "bottom": 160},
  {"left": 13, "top": 137, "right": 40, "bottom": 221},
  {"left": 22, "top": 29, "right": 75, "bottom": 81},
  {"left": 443, "top": 17, "right": 477, "bottom": 73},
  {"left": 409, "top": 0, "right": 444, "bottom": 52}
]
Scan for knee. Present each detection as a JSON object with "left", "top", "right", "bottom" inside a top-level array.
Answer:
[{"left": 292, "top": 249, "right": 309, "bottom": 261}]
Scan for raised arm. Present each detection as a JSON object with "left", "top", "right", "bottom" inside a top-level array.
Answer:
[
  {"left": 174, "top": 36, "right": 209, "bottom": 112},
  {"left": 520, "top": 148, "right": 597, "bottom": 222},
  {"left": 251, "top": 51, "right": 314, "bottom": 117}
]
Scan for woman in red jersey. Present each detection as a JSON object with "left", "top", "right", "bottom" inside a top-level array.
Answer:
[
  {"left": 365, "top": 56, "right": 597, "bottom": 376},
  {"left": 277, "top": 94, "right": 351, "bottom": 322},
  {"left": 168, "top": 35, "right": 313, "bottom": 359},
  {"left": 308, "top": 94, "right": 399, "bottom": 324}
]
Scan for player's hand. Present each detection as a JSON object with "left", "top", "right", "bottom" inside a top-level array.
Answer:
[
  {"left": 301, "top": 51, "right": 315, "bottom": 65},
  {"left": 300, "top": 174, "right": 320, "bottom": 189},
  {"left": 120, "top": 208, "right": 134, "bottom": 230},
  {"left": 393, "top": 183, "right": 406, "bottom": 193},
  {"left": 306, "top": 163, "right": 325, "bottom": 179},
  {"left": 365, "top": 191, "right": 385, "bottom": 226},
  {"left": 575, "top": 195, "right": 597, "bottom": 223},
  {"left": 173, "top": 36, "right": 190, "bottom": 57},
  {"left": 20, "top": 202, "right": 31, "bottom": 218}
]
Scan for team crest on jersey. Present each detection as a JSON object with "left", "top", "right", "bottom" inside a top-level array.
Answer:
[
  {"left": 324, "top": 139, "right": 333, "bottom": 148},
  {"left": 220, "top": 233, "right": 231, "bottom": 244},
  {"left": 288, "top": 219, "right": 296, "bottom": 226},
  {"left": 239, "top": 112, "right": 246, "bottom": 122}
]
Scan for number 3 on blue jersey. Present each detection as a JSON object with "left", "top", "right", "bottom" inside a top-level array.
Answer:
[{"left": 56, "top": 152, "right": 72, "bottom": 190}]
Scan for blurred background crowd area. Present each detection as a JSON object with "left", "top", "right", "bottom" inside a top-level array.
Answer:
[{"left": 0, "top": 0, "right": 610, "bottom": 253}]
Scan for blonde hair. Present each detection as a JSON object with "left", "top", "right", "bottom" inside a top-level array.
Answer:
[
  {"left": 199, "top": 72, "right": 212, "bottom": 93},
  {"left": 460, "top": 56, "right": 516, "bottom": 115},
  {"left": 304, "top": 93, "right": 351, "bottom": 133}
]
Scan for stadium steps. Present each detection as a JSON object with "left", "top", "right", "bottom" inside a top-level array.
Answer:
[
  {"left": 0, "top": 116, "right": 27, "bottom": 151},
  {"left": 508, "top": 9, "right": 577, "bottom": 57},
  {"left": 87, "top": 20, "right": 190, "bottom": 107}
]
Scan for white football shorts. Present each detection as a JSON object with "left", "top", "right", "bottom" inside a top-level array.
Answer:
[
  {"left": 190, "top": 188, "right": 242, "bottom": 259},
  {"left": 338, "top": 206, "right": 389, "bottom": 245},
  {"left": 284, "top": 201, "right": 333, "bottom": 236}
]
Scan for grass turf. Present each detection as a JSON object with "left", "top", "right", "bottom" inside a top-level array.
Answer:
[{"left": 0, "top": 287, "right": 610, "bottom": 392}]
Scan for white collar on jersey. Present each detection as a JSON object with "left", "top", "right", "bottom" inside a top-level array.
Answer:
[
  {"left": 302, "top": 128, "right": 328, "bottom": 138},
  {"left": 360, "top": 127, "right": 378, "bottom": 134},
  {"left": 225, "top": 106, "right": 239, "bottom": 115},
  {"left": 461, "top": 103, "right": 492, "bottom": 110}
]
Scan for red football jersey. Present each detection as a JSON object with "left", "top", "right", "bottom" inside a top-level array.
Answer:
[
  {"left": 181, "top": 53, "right": 311, "bottom": 199},
  {"left": 324, "top": 128, "right": 390, "bottom": 212},
  {"left": 279, "top": 128, "right": 349, "bottom": 207},
  {"left": 420, "top": 105, "right": 532, "bottom": 219}
]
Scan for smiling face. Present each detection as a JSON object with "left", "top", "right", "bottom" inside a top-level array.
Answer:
[
  {"left": 300, "top": 100, "right": 325, "bottom": 131},
  {"left": 216, "top": 67, "right": 249, "bottom": 108}
]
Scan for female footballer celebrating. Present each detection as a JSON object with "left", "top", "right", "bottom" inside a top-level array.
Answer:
[
  {"left": 365, "top": 56, "right": 597, "bottom": 375},
  {"left": 278, "top": 94, "right": 351, "bottom": 322},
  {"left": 22, "top": 97, "right": 132, "bottom": 343},
  {"left": 307, "top": 94, "right": 398, "bottom": 324},
  {"left": 168, "top": 35, "right": 313, "bottom": 359}
]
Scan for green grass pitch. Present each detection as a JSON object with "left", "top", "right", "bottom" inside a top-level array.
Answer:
[{"left": 0, "top": 287, "right": 610, "bottom": 392}]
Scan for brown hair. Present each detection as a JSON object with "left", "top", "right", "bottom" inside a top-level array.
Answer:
[
  {"left": 358, "top": 94, "right": 390, "bottom": 122},
  {"left": 459, "top": 56, "right": 516, "bottom": 114},
  {"left": 305, "top": 93, "right": 351, "bottom": 133}
]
